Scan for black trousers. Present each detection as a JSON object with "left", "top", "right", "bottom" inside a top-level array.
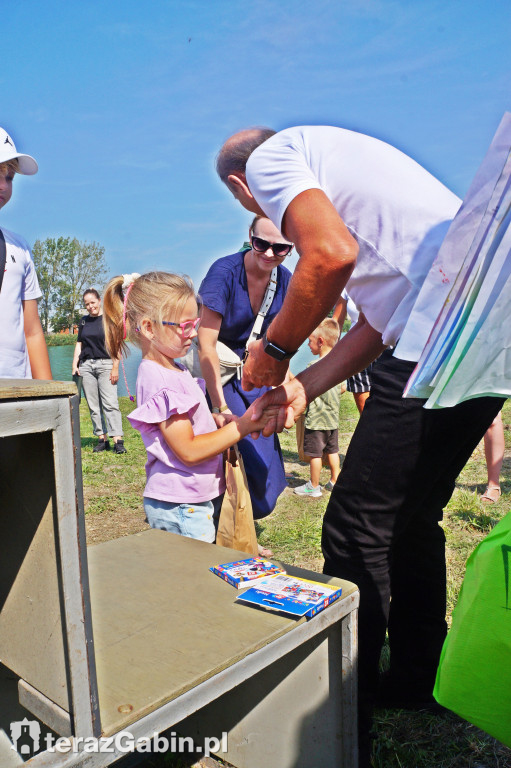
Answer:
[{"left": 322, "top": 350, "right": 504, "bottom": 762}]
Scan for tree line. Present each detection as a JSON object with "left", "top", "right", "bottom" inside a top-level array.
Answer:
[{"left": 33, "top": 237, "right": 108, "bottom": 333}]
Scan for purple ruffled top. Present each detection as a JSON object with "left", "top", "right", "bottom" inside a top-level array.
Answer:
[{"left": 128, "top": 359, "right": 225, "bottom": 503}]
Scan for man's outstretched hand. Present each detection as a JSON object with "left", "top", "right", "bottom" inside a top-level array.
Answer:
[{"left": 250, "top": 377, "right": 309, "bottom": 437}]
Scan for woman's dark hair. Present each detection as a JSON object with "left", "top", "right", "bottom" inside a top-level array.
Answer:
[{"left": 83, "top": 288, "right": 100, "bottom": 302}]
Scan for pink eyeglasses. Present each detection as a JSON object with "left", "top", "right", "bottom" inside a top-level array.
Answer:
[{"left": 160, "top": 316, "right": 201, "bottom": 337}]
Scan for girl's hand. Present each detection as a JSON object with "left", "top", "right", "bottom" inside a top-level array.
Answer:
[
  {"left": 238, "top": 401, "right": 285, "bottom": 439},
  {"left": 212, "top": 411, "right": 237, "bottom": 428}
]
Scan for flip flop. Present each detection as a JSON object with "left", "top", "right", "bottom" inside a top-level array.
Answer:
[
  {"left": 481, "top": 485, "right": 501, "bottom": 503},
  {"left": 258, "top": 544, "right": 274, "bottom": 558}
]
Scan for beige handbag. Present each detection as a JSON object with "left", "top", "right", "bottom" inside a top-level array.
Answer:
[
  {"left": 216, "top": 446, "right": 258, "bottom": 556},
  {"left": 182, "top": 338, "right": 243, "bottom": 386},
  {"left": 181, "top": 267, "right": 278, "bottom": 386}
]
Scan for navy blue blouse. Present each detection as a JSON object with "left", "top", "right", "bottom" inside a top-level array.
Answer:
[{"left": 199, "top": 250, "right": 292, "bottom": 358}]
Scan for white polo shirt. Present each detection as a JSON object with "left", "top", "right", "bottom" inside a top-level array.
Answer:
[
  {"left": 0, "top": 227, "right": 42, "bottom": 377},
  {"left": 246, "top": 126, "right": 461, "bottom": 360}
]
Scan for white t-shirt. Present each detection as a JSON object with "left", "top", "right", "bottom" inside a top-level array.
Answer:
[
  {"left": 246, "top": 126, "right": 461, "bottom": 360},
  {"left": 341, "top": 290, "right": 359, "bottom": 325},
  {"left": 0, "top": 227, "right": 42, "bottom": 378}
]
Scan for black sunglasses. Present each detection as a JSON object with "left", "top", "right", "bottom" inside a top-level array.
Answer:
[{"left": 251, "top": 235, "right": 293, "bottom": 258}]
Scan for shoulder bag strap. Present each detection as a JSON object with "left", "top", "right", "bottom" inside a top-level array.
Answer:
[
  {"left": 245, "top": 266, "right": 278, "bottom": 349},
  {"left": 0, "top": 229, "right": 6, "bottom": 294}
]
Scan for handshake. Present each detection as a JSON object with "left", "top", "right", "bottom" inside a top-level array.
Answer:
[{"left": 216, "top": 378, "right": 309, "bottom": 441}]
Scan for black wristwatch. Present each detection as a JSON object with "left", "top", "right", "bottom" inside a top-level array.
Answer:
[{"left": 262, "top": 331, "right": 298, "bottom": 362}]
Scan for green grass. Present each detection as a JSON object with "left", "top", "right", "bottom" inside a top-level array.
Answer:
[
  {"left": 80, "top": 394, "right": 511, "bottom": 768},
  {"left": 45, "top": 332, "right": 78, "bottom": 345},
  {"left": 79, "top": 397, "right": 148, "bottom": 543}
]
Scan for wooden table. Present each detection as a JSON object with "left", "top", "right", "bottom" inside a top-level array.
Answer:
[{"left": 0, "top": 380, "right": 359, "bottom": 768}]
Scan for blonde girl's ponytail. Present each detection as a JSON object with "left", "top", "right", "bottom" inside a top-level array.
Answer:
[
  {"left": 103, "top": 270, "right": 196, "bottom": 360},
  {"left": 103, "top": 274, "right": 129, "bottom": 359}
]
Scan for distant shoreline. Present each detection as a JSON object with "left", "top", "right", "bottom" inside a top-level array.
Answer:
[{"left": 45, "top": 333, "right": 77, "bottom": 347}]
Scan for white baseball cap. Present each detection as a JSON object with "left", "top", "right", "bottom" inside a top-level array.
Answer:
[{"left": 0, "top": 127, "right": 38, "bottom": 175}]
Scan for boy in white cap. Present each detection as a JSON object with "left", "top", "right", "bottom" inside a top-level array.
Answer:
[{"left": 0, "top": 127, "right": 51, "bottom": 379}]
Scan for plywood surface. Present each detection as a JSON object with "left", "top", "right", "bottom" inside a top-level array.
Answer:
[
  {"left": 0, "top": 379, "right": 76, "bottom": 400},
  {"left": 0, "top": 432, "right": 70, "bottom": 712},
  {"left": 87, "top": 530, "right": 356, "bottom": 736}
]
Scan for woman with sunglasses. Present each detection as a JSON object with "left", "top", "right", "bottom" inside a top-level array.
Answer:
[
  {"left": 198, "top": 216, "right": 294, "bottom": 552},
  {"left": 72, "top": 288, "right": 127, "bottom": 454}
]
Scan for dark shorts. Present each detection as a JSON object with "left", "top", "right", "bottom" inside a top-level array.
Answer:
[
  {"left": 346, "top": 363, "right": 373, "bottom": 393},
  {"left": 303, "top": 427, "right": 339, "bottom": 457}
]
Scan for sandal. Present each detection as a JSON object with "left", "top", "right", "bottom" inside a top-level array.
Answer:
[
  {"left": 258, "top": 544, "right": 274, "bottom": 558},
  {"left": 481, "top": 485, "right": 501, "bottom": 503}
]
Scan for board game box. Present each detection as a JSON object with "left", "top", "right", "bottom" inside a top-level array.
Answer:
[
  {"left": 209, "top": 557, "right": 286, "bottom": 589},
  {"left": 235, "top": 573, "right": 343, "bottom": 618}
]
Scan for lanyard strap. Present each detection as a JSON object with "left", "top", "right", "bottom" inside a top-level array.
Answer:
[
  {"left": 0, "top": 229, "right": 6, "bottom": 293},
  {"left": 246, "top": 267, "right": 278, "bottom": 349}
]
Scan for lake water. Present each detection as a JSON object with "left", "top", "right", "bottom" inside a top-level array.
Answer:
[
  {"left": 48, "top": 343, "right": 142, "bottom": 398},
  {"left": 48, "top": 341, "right": 314, "bottom": 397}
]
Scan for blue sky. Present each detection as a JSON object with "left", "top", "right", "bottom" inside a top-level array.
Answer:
[{"left": 2, "top": 0, "right": 510, "bottom": 288}]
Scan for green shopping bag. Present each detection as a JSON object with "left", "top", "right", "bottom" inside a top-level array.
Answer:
[{"left": 434, "top": 512, "right": 511, "bottom": 746}]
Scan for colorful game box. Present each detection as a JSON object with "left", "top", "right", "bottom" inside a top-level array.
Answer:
[
  {"left": 209, "top": 557, "right": 286, "bottom": 589},
  {"left": 235, "top": 574, "right": 343, "bottom": 618}
]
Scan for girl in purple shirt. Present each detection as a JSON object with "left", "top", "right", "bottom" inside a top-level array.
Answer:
[{"left": 103, "top": 271, "right": 276, "bottom": 543}]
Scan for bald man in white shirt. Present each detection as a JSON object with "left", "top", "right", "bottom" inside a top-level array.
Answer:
[{"left": 216, "top": 125, "right": 504, "bottom": 767}]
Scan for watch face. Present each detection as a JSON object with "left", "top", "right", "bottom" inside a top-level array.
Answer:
[{"left": 263, "top": 334, "right": 289, "bottom": 361}]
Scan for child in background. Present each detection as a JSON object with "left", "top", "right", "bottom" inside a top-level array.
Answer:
[
  {"left": 102, "top": 271, "right": 277, "bottom": 543},
  {"left": 333, "top": 292, "right": 373, "bottom": 413},
  {"left": 0, "top": 127, "right": 51, "bottom": 379},
  {"left": 294, "top": 318, "right": 342, "bottom": 498}
]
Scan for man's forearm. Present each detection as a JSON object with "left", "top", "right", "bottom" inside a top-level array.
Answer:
[
  {"left": 296, "top": 317, "right": 386, "bottom": 403},
  {"left": 267, "top": 250, "right": 355, "bottom": 353},
  {"left": 266, "top": 187, "right": 358, "bottom": 353},
  {"left": 248, "top": 318, "right": 386, "bottom": 435}
]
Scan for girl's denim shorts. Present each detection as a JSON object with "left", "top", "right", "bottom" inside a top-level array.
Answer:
[{"left": 144, "top": 497, "right": 215, "bottom": 543}]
